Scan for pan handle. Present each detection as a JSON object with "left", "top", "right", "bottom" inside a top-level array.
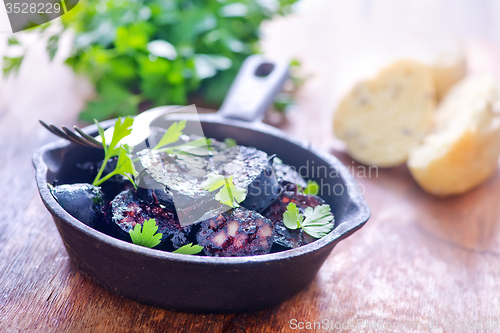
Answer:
[{"left": 217, "top": 55, "right": 289, "bottom": 122}]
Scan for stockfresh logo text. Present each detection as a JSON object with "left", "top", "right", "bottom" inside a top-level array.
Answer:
[{"left": 0, "top": 0, "right": 78, "bottom": 33}]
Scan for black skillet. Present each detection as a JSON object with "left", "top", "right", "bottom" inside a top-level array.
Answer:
[{"left": 33, "top": 55, "right": 370, "bottom": 313}]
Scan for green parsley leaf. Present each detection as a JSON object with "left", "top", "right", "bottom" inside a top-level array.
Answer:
[
  {"left": 201, "top": 174, "right": 226, "bottom": 191},
  {"left": 109, "top": 116, "right": 134, "bottom": 155},
  {"left": 224, "top": 138, "right": 237, "bottom": 148},
  {"left": 114, "top": 146, "right": 138, "bottom": 185},
  {"left": 153, "top": 120, "right": 186, "bottom": 150},
  {"left": 93, "top": 117, "right": 137, "bottom": 187},
  {"left": 152, "top": 123, "right": 214, "bottom": 156},
  {"left": 47, "top": 35, "right": 60, "bottom": 61},
  {"left": 215, "top": 178, "right": 247, "bottom": 207},
  {"left": 94, "top": 146, "right": 138, "bottom": 187},
  {"left": 3, "top": 55, "right": 24, "bottom": 76},
  {"left": 201, "top": 174, "right": 247, "bottom": 208},
  {"left": 303, "top": 180, "right": 320, "bottom": 195},
  {"left": 96, "top": 119, "right": 107, "bottom": 148},
  {"left": 173, "top": 243, "right": 204, "bottom": 255},
  {"left": 302, "top": 223, "right": 334, "bottom": 239},
  {"left": 129, "top": 218, "right": 163, "bottom": 248},
  {"left": 164, "top": 138, "right": 214, "bottom": 156},
  {"left": 301, "top": 205, "right": 334, "bottom": 238},
  {"left": 282, "top": 202, "right": 303, "bottom": 229},
  {"left": 282, "top": 203, "right": 334, "bottom": 239},
  {"left": 273, "top": 157, "right": 283, "bottom": 165}
]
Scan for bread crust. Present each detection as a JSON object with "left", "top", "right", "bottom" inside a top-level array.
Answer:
[
  {"left": 408, "top": 76, "right": 500, "bottom": 196},
  {"left": 334, "top": 60, "right": 436, "bottom": 167}
]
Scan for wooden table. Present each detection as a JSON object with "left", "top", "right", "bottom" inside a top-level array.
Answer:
[{"left": 2, "top": 2, "right": 500, "bottom": 332}]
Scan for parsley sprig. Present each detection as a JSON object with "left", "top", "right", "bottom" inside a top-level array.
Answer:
[
  {"left": 93, "top": 117, "right": 138, "bottom": 187},
  {"left": 282, "top": 202, "right": 334, "bottom": 238},
  {"left": 201, "top": 174, "right": 247, "bottom": 208},
  {"left": 129, "top": 218, "right": 163, "bottom": 248},
  {"left": 298, "top": 180, "right": 320, "bottom": 195}
]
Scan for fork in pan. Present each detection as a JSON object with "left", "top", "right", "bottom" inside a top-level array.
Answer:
[{"left": 39, "top": 120, "right": 103, "bottom": 149}]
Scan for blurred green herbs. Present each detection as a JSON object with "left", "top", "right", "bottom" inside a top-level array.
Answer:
[{"left": 3, "top": 0, "right": 298, "bottom": 122}]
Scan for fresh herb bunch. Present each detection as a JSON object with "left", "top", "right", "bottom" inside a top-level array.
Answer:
[
  {"left": 282, "top": 202, "right": 334, "bottom": 239},
  {"left": 3, "top": 0, "right": 298, "bottom": 121}
]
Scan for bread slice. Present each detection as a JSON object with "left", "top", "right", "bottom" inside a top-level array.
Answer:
[
  {"left": 333, "top": 60, "right": 436, "bottom": 167},
  {"left": 408, "top": 75, "right": 500, "bottom": 197}
]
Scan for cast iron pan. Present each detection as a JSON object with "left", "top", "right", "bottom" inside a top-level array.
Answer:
[{"left": 33, "top": 55, "right": 370, "bottom": 313}]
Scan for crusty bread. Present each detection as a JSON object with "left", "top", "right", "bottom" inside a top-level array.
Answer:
[
  {"left": 431, "top": 52, "right": 467, "bottom": 102},
  {"left": 408, "top": 75, "right": 500, "bottom": 197},
  {"left": 333, "top": 60, "right": 436, "bottom": 167}
]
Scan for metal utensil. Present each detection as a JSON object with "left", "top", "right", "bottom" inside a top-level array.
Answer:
[
  {"left": 39, "top": 120, "right": 103, "bottom": 149},
  {"left": 39, "top": 105, "right": 183, "bottom": 149}
]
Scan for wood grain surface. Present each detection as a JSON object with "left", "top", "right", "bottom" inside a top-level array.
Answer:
[{"left": 2, "top": 1, "right": 500, "bottom": 332}]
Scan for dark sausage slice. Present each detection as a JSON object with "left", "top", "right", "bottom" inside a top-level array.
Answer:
[
  {"left": 137, "top": 144, "right": 280, "bottom": 225},
  {"left": 111, "top": 189, "right": 193, "bottom": 250},
  {"left": 196, "top": 207, "right": 275, "bottom": 257},
  {"left": 262, "top": 190, "right": 327, "bottom": 249},
  {"left": 50, "top": 183, "right": 105, "bottom": 229}
]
